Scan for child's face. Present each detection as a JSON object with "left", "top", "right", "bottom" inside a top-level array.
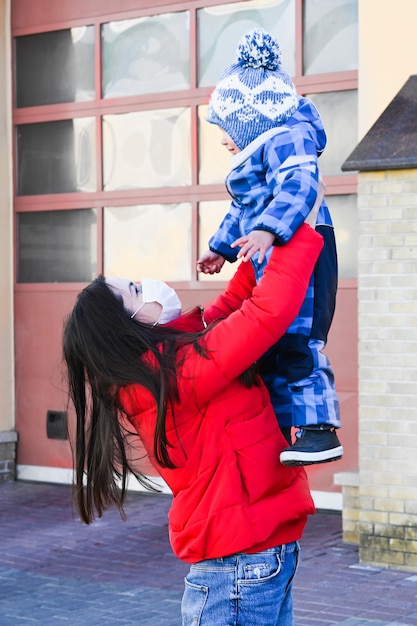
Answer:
[{"left": 220, "top": 129, "right": 240, "bottom": 155}]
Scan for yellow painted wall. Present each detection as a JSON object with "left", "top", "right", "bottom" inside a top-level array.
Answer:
[
  {"left": 0, "top": 0, "right": 15, "bottom": 433},
  {"left": 359, "top": 0, "right": 417, "bottom": 138}
]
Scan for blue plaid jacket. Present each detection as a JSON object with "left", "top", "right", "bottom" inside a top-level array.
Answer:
[{"left": 208, "top": 96, "right": 337, "bottom": 339}]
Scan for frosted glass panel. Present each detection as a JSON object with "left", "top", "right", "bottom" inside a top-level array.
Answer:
[
  {"left": 307, "top": 91, "right": 358, "bottom": 177},
  {"left": 198, "top": 0, "right": 295, "bottom": 87},
  {"left": 327, "top": 194, "right": 357, "bottom": 279},
  {"left": 303, "top": 0, "right": 358, "bottom": 75},
  {"left": 17, "top": 210, "right": 97, "bottom": 283},
  {"left": 17, "top": 118, "right": 96, "bottom": 196},
  {"left": 198, "top": 105, "right": 232, "bottom": 185},
  {"left": 15, "top": 27, "right": 95, "bottom": 107},
  {"left": 102, "top": 12, "right": 190, "bottom": 97},
  {"left": 104, "top": 204, "right": 192, "bottom": 281},
  {"left": 103, "top": 108, "right": 191, "bottom": 190},
  {"left": 198, "top": 201, "right": 240, "bottom": 282}
]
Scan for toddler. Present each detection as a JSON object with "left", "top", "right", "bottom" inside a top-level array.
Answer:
[{"left": 197, "top": 28, "right": 343, "bottom": 466}]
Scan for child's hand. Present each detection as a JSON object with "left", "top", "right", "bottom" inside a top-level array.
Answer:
[
  {"left": 197, "top": 250, "right": 226, "bottom": 274},
  {"left": 231, "top": 230, "right": 275, "bottom": 263}
]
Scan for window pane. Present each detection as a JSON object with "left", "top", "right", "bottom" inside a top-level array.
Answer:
[
  {"left": 15, "top": 27, "right": 95, "bottom": 107},
  {"left": 198, "top": 0, "right": 295, "bottom": 87},
  {"left": 307, "top": 91, "right": 358, "bottom": 176},
  {"left": 104, "top": 204, "right": 192, "bottom": 281},
  {"left": 17, "top": 210, "right": 97, "bottom": 283},
  {"left": 303, "top": 0, "right": 358, "bottom": 75},
  {"left": 103, "top": 108, "right": 191, "bottom": 190},
  {"left": 198, "top": 105, "right": 232, "bottom": 185},
  {"left": 17, "top": 118, "right": 96, "bottom": 196},
  {"left": 198, "top": 201, "right": 239, "bottom": 282},
  {"left": 102, "top": 12, "right": 190, "bottom": 98},
  {"left": 328, "top": 194, "right": 357, "bottom": 279}
]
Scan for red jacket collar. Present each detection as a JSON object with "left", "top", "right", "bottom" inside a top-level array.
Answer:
[{"left": 165, "top": 306, "right": 206, "bottom": 333}]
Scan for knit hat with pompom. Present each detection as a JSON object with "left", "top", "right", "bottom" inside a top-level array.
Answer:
[{"left": 206, "top": 29, "right": 298, "bottom": 150}]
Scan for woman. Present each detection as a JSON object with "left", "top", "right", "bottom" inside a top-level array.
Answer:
[{"left": 63, "top": 223, "right": 323, "bottom": 625}]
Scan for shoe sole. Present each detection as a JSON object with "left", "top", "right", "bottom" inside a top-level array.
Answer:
[{"left": 280, "top": 446, "right": 344, "bottom": 467}]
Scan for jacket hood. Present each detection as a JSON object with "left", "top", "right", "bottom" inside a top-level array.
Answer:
[{"left": 287, "top": 96, "right": 327, "bottom": 155}]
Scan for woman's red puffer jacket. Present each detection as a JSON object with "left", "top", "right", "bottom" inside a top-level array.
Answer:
[{"left": 119, "top": 225, "right": 323, "bottom": 563}]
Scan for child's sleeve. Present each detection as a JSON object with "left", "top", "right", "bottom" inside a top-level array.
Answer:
[
  {"left": 253, "top": 132, "right": 321, "bottom": 244},
  {"left": 207, "top": 200, "right": 242, "bottom": 263}
]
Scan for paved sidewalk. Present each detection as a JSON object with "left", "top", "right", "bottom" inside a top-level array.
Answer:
[{"left": 1, "top": 481, "right": 417, "bottom": 626}]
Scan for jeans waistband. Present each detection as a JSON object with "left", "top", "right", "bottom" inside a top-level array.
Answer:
[{"left": 208, "top": 541, "right": 299, "bottom": 565}]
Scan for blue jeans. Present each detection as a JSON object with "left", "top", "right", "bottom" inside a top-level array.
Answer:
[{"left": 181, "top": 542, "right": 300, "bottom": 626}]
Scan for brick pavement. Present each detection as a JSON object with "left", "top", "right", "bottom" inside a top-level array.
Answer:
[{"left": 1, "top": 481, "right": 417, "bottom": 626}]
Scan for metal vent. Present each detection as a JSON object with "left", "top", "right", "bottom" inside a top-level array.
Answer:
[{"left": 46, "top": 410, "right": 68, "bottom": 440}]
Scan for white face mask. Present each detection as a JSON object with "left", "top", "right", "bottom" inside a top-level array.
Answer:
[{"left": 132, "top": 278, "right": 182, "bottom": 325}]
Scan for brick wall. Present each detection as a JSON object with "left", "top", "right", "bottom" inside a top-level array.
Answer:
[
  {"left": 357, "top": 169, "right": 417, "bottom": 570},
  {"left": 334, "top": 471, "right": 360, "bottom": 544},
  {"left": 0, "top": 431, "right": 18, "bottom": 483}
]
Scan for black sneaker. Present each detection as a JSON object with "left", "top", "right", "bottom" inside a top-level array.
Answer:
[{"left": 280, "top": 427, "right": 343, "bottom": 467}]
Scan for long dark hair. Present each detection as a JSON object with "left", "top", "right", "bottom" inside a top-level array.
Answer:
[
  {"left": 63, "top": 276, "right": 206, "bottom": 524},
  {"left": 63, "top": 276, "right": 259, "bottom": 525}
]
